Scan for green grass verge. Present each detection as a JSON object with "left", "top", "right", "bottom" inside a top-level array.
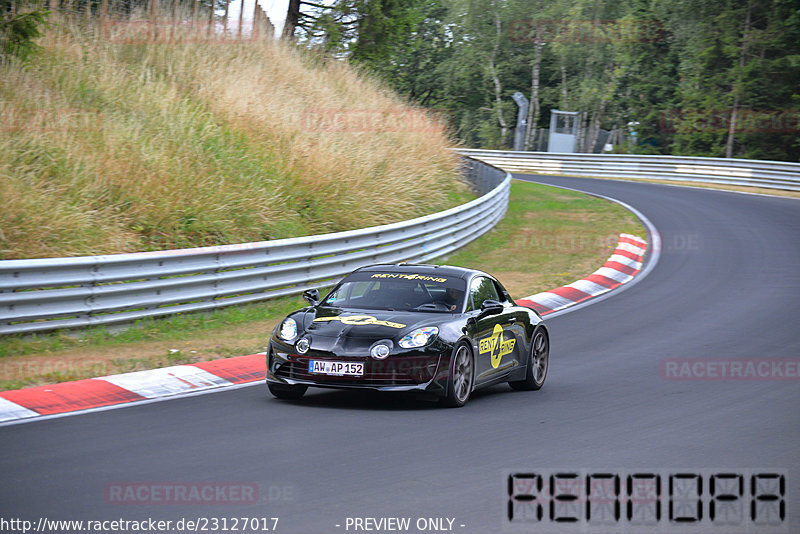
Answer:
[{"left": 0, "top": 296, "right": 305, "bottom": 360}]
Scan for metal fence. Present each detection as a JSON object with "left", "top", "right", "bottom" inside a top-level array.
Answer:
[
  {"left": 0, "top": 157, "right": 510, "bottom": 335},
  {"left": 457, "top": 149, "right": 800, "bottom": 192}
]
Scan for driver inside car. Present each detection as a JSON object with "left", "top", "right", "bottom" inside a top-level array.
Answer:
[{"left": 443, "top": 287, "right": 464, "bottom": 311}]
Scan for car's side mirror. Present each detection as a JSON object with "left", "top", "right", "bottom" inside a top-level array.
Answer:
[
  {"left": 478, "top": 299, "right": 504, "bottom": 319},
  {"left": 303, "top": 288, "right": 320, "bottom": 306}
]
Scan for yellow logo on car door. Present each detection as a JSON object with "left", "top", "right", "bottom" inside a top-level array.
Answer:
[{"left": 478, "top": 324, "right": 516, "bottom": 368}]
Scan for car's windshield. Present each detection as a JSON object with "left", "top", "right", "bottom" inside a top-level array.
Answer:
[{"left": 322, "top": 271, "right": 467, "bottom": 313}]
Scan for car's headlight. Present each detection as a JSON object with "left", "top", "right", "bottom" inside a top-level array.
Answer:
[
  {"left": 398, "top": 327, "right": 439, "bottom": 348},
  {"left": 279, "top": 318, "right": 298, "bottom": 341}
]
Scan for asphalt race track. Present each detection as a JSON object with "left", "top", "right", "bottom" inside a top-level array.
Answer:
[{"left": 1, "top": 175, "right": 798, "bottom": 533}]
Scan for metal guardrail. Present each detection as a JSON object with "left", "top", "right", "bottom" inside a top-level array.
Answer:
[
  {"left": 0, "top": 157, "right": 510, "bottom": 335},
  {"left": 457, "top": 149, "right": 800, "bottom": 192}
]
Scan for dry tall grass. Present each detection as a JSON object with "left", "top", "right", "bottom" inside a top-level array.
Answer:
[{"left": 0, "top": 15, "right": 467, "bottom": 259}]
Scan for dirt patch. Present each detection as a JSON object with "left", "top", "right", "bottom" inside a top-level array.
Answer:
[
  {"left": 527, "top": 174, "right": 800, "bottom": 199},
  {"left": 497, "top": 271, "right": 548, "bottom": 299},
  {"left": 641, "top": 179, "right": 800, "bottom": 199},
  {"left": 524, "top": 210, "right": 597, "bottom": 223}
]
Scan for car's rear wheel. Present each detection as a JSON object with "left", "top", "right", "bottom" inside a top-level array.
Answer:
[
  {"left": 442, "top": 342, "right": 474, "bottom": 407},
  {"left": 268, "top": 382, "right": 308, "bottom": 400},
  {"left": 509, "top": 328, "right": 548, "bottom": 391}
]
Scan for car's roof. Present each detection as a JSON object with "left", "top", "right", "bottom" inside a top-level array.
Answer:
[{"left": 353, "top": 263, "right": 487, "bottom": 280}]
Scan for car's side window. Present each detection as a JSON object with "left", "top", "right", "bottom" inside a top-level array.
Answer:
[
  {"left": 493, "top": 280, "right": 511, "bottom": 303},
  {"left": 467, "top": 276, "right": 500, "bottom": 311}
]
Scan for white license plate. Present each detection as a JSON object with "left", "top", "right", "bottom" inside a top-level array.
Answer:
[{"left": 308, "top": 360, "right": 364, "bottom": 377}]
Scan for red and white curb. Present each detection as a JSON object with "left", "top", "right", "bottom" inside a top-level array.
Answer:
[
  {"left": 0, "top": 233, "right": 647, "bottom": 424},
  {"left": 0, "top": 354, "right": 266, "bottom": 424},
  {"left": 515, "top": 233, "right": 648, "bottom": 315}
]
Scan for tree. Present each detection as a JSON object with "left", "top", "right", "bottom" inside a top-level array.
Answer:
[
  {"left": 283, "top": 0, "right": 301, "bottom": 38},
  {"left": 656, "top": 0, "right": 800, "bottom": 160},
  {"left": 360, "top": 1, "right": 454, "bottom": 106},
  {"left": 283, "top": 0, "right": 425, "bottom": 63},
  {"left": 282, "top": 0, "right": 800, "bottom": 160},
  {"left": 1, "top": 0, "right": 48, "bottom": 62},
  {"left": 350, "top": 0, "right": 425, "bottom": 64}
]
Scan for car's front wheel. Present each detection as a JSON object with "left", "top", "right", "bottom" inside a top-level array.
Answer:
[
  {"left": 268, "top": 382, "right": 308, "bottom": 400},
  {"left": 509, "top": 328, "right": 548, "bottom": 391},
  {"left": 442, "top": 342, "right": 474, "bottom": 407}
]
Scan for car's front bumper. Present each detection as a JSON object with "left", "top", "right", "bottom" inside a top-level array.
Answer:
[{"left": 266, "top": 343, "right": 449, "bottom": 395}]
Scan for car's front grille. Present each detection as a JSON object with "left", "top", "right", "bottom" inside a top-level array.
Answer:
[{"left": 274, "top": 356, "right": 434, "bottom": 387}]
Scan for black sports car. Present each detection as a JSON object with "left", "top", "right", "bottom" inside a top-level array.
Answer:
[{"left": 266, "top": 264, "right": 549, "bottom": 407}]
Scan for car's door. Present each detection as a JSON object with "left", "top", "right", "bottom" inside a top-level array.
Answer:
[{"left": 468, "top": 276, "right": 522, "bottom": 384}]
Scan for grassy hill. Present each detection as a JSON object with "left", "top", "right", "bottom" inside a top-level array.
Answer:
[{"left": 0, "top": 20, "right": 469, "bottom": 259}]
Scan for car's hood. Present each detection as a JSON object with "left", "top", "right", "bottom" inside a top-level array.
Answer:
[{"left": 305, "top": 307, "right": 445, "bottom": 339}]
